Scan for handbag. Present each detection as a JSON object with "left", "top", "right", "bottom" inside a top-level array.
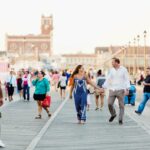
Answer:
[
  {"left": 41, "top": 95, "right": 51, "bottom": 108},
  {"left": 6, "top": 82, "right": 11, "bottom": 87}
]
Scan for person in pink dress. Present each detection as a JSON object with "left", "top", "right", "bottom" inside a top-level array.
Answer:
[{"left": 52, "top": 71, "right": 60, "bottom": 92}]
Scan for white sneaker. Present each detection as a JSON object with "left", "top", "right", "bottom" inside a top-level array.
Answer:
[{"left": 0, "top": 140, "right": 5, "bottom": 147}]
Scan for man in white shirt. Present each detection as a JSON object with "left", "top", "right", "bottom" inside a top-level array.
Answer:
[
  {"left": 102, "top": 58, "right": 130, "bottom": 125},
  {"left": 5, "top": 71, "right": 17, "bottom": 101}
]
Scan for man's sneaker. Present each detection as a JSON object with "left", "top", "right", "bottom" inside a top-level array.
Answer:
[
  {"left": 119, "top": 120, "right": 123, "bottom": 125},
  {"left": 109, "top": 114, "right": 117, "bottom": 122},
  {"left": 135, "top": 110, "right": 141, "bottom": 115},
  {"left": 0, "top": 140, "right": 5, "bottom": 148}
]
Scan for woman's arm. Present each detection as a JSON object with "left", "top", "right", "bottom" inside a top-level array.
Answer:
[
  {"left": 85, "top": 75, "right": 100, "bottom": 90},
  {"left": 45, "top": 79, "right": 50, "bottom": 94},
  {"left": 32, "top": 78, "right": 38, "bottom": 86},
  {"left": 143, "top": 82, "right": 150, "bottom": 86},
  {"left": 69, "top": 77, "right": 74, "bottom": 99}
]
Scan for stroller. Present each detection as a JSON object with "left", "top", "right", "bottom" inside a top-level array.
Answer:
[{"left": 124, "top": 84, "right": 136, "bottom": 106}]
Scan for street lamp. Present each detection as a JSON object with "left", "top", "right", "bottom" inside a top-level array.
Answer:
[
  {"left": 137, "top": 35, "right": 140, "bottom": 72},
  {"left": 144, "top": 30, "right": 147, "bottom": 75},
  {"left": 23, "top": 37, "right": 26, "bottom": 67},
  {"left": 133, "top": 38, "right": 136, "bottom": 74},
  {"left": 122, "top": 46, "right": 126, "bottom": 66},
  {"left": 128, "top": 41, "right": 131, "bottom": 74}
]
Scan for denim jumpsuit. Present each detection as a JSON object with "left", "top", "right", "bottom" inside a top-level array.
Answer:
[{"left": 73, "top": 77, "right": 87, "bottom": 121}]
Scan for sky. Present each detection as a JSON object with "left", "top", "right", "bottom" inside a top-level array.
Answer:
[{"left": 0, "top": 0, "right": 150, "bottom": 54}]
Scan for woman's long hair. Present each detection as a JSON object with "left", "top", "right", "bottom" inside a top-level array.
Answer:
[
  {"left": 97, "top": 69, "right": 102, "bottom": 76},
  {"left": 71, "top": 65, "right": 82, "bottom": 78}
]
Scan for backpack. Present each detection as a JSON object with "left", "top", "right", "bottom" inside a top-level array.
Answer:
[
  {"left": 23, "top": 77, "right": 28, "bottom": 86},
  {"left": 97, "top": 77, "right": 105, "bottom": 88}
]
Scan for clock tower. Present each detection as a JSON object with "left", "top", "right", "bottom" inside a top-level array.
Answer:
[{"left": 41, "top": 15, "right": 53, "bottom": 35}]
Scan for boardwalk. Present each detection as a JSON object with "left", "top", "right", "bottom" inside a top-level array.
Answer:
[{"left": 1, "top": 88, "right": 150, "bottom": 150}]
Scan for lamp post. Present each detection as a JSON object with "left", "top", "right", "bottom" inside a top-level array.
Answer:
[
  {"left": 137, "top": 35, "right": 140, "bottom": 72},
  {"left": 133, "top": 38, "right": 136, "bottom": 75},
  {"left": 123, "top": 46, "right": 126, "bottom": 67},
  {"left": 144, "top": 30, "right": 147, "bottom": 75},
  {"left": 23, "top": 37, "right": 26, "bottom": 67},
  {"left": 128, "top": 41, "right": 131, "bottom": 74}
]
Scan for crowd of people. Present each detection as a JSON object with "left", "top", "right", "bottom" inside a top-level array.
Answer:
[{"left": 0, "top": 57, "right": 150, "bottom": 147}]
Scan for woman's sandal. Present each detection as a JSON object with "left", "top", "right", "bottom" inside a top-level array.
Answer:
[
  {"left": 35, "top": 114, "right": 42, "bottom": 119},
  {"left": 48, "top": 113, "right": 52, "bottom": 117}
]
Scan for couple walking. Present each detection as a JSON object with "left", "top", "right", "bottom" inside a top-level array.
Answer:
[{"left": 70, "top": 58, "right": 130, "bottom": 125}]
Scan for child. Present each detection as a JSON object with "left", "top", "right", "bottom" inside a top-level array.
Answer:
[
  {"left": 86, "top": 74, "right": 95, "bottom": 111},
  {"left": 87, "top": 84, "right": 94, "bottom": 111}
]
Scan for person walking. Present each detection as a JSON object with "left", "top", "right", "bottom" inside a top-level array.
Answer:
[
  {"left": 64, "top": 69, "right": 71, "bottom": 85},
  {"left": 135, "top": 67, "right": 150, "bottom": 115},
  {"left": 17, "top": 72, "right": 23, "bottom": 100},
  {"left": 52, "top": 71, "right": 60, "bottom": 92},
  {"left": 102, "top": 58, "right": 130, "bottom": 125},
  {"left": 86, "top": 73, "right": 95, "bottom": 111},
  {"left": 22, "top": 71, "right": 31, "bottom": 101},
  {"left": 32, "top": 71, "right": 51, "bottom": 119},
  {"left": 59, "top": 71, "right": 67, "bottom": 99},
  {"left": 5, "top": 71, "right": 17, "bottom": 101},
  {"left": 0, "top": 81, "right": 5, "bottom": 147},
  {"left": 95, "top": 69, "right": 106, "bottom": 110},
  {"left": 69, "top": 65, "right": 101, "bottom": 124}
]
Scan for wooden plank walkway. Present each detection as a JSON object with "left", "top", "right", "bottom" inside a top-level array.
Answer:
[
  {"left": 1, "top": 91, "right": 62, "bottom": 150},
  {"left": 34, "top": 96, "right": 150, "bottom": 150},
  {"left": 1, "top": 89, "right": 150, "bottom": 150}
]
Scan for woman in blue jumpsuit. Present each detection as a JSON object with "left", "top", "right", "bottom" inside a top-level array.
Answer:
[
  {"left": 70, "top": 65, "right": 101, "bottom": 124},
  {"left": 73, "top": 77, "right": 87, "bottom": 122}
]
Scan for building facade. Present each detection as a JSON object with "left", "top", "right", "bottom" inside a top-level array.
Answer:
[
  {"left": 102, "top": 46, "right": 150, "bottom": 76},
  {"left": 6, "top": 15, "right": 53, "bottom": 62},
  {"left": 62, "top": 46, "right": 150, "bottom": 75},
  {"left": 62, "top": 53, "right": 101, "bottom": 70}
]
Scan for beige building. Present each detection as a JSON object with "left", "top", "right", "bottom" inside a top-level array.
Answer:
[
  {"left": 102, "top": 46, "right": 150, "bottom": 76},
  {"left": 62, "top": 46, "right": 150, "bottom": 75},
  {"left": 62, "top": 53, "right": 97, "bottom": 70},
  {"left": 6, "top": 15, "right": 53, "bottom": 63},
  {"left": 61, "top": 47, "right": 121, "bottom": 70}
]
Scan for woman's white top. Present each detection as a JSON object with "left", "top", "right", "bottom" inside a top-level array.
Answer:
[
  {"left": 59, "top": 76, "right": 67, "bottom": 87},
  {"left": 6, "top": 75, "right": 17, "bottom": 87}
]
